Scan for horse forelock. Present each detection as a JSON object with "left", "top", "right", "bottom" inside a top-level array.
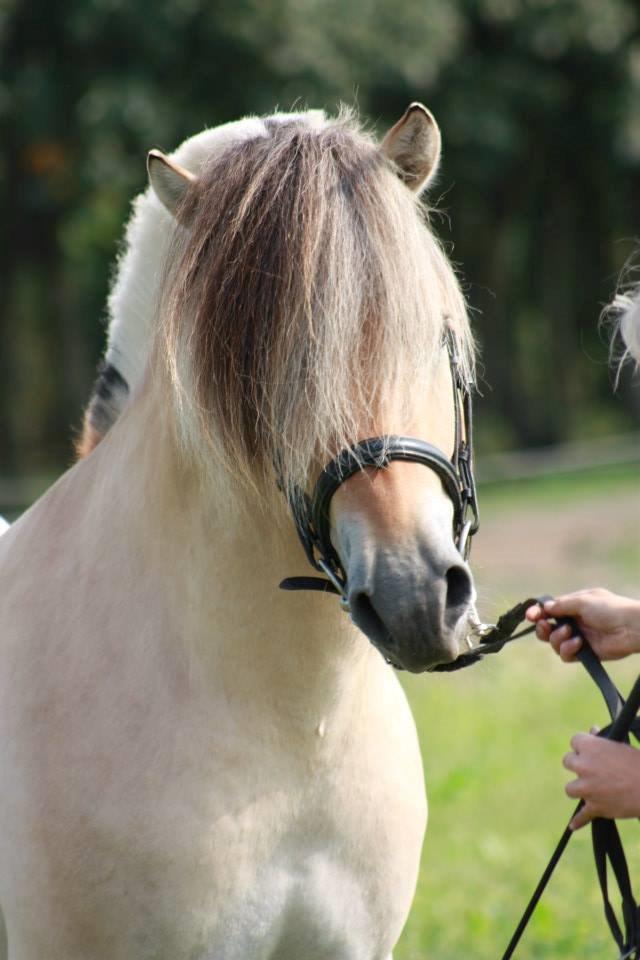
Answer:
[{"left": 159, "top": 109, "right": 474, "bottom": 501}]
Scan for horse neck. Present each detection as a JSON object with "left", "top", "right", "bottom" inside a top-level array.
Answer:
[{"left": 89, "top": 373, "right": 376, "bottom": 724}]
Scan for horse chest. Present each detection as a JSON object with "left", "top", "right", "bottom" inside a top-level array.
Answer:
[
  {"left": 108, "top": 750, "right": 418, "bottom": 960},
  {"left": 0, "top": 699, "right": 423, "bottom": 960},
  {"left": 181, "top": 836, "right": 396, "bottom": 960},
  {"left": 0, "top": 587, "right": 425, "bottom": 959}
]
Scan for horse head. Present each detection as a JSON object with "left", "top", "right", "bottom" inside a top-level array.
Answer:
[
  {"left": 137, "top": 105, "right": 478, "bottom": 671},
  {"left": 80, "top": 105, "right": 478, "bottom": 672}
]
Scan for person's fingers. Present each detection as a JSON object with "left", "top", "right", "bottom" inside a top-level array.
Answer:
[
  {"left": 544, "top": 594, "right": 585, "bottom": 617},
  {"left": 535, "top": 621, "right": 552, "bottom": 642},
  {"left": 570, "top": 732, "right": 592, "bottom": 752},
  {"left": 590, "top": 725, "right": 600, "bottom": 735},
  {"left": 548, "top": 623, "right": 572, "bottom": 653},
  {"left": 558, "top": 636, "right": 582, "bottom": 661},
  {"left": 570, "top": 803, "right": 595, "bottom": 831},
  {"left": 525, "top": 604, "right": 543, "bottom": 623},
  {"left": 562, "top": 751, "right": 580, "bottom": 772},
  {"left": 565, "top": 777, "right": 585, "bottom": 799},
  {"left": 548, "top": 627, "right": 583, "bottom": 661}
]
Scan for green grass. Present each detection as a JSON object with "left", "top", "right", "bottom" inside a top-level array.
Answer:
[
  {"left": 478, "top": 461, "right": 639, "bottom": 509},
  {"left": 396, "top": 650, "right": 640, "bottom": 959},
  {"left": 394, "top": 462, "right": 640, "bottom": 959}
]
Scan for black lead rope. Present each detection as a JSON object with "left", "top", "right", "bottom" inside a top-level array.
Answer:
[
  {"left": 445, "top": 596, "right": 640, "bottom": 960},
  {"left": 500, "top": 671, "right": 640, "bottom": 960}
]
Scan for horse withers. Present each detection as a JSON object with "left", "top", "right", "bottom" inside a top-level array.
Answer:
[{"left": 0, "top": 105, "right": 477, "bottom": 959}]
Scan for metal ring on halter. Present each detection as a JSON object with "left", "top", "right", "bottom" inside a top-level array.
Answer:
[
  {"left": 457, "top": 519, "right": 473, "bottom": 560},
  {"left": 316, "top": 559, "right": 351, "bottom": 611}
]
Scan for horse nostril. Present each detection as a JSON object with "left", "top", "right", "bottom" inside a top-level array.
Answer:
[{"left": 445, "top": 564, "right": 472, "bottom": 612}]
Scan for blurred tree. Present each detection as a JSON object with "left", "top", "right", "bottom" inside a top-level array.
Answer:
[
  {"left": 434, "top": 0, "right": 640, "bottom": 446},
  {"left": 1, "top": 0, "right": 639, "bottom": 480}
]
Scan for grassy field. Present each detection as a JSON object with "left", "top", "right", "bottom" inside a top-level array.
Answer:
[{"left": 396, "top": 463, "right": 639, "bottom": 959}]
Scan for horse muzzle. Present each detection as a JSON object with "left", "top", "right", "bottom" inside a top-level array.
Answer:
[{"left": 342, "top": 530, "right": 475, "bottom": 672}]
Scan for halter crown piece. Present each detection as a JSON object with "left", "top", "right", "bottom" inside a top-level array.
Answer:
[{"left": 280, "top": 329, "right": 479, "bottom": 608}]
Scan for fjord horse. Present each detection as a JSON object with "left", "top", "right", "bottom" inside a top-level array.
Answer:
[{"left": 0, "top": 105, "right": 476, "bottom": 959}]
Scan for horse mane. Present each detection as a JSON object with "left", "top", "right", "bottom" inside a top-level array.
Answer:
[
  {"left": 158, "top": 108, "right": 474, "bottom": 499},
  {"left": 608, "top": 289, "right": 640, "bottom": 366}
]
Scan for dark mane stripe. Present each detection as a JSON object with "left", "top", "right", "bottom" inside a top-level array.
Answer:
[{"left": 84, "top": 361, "right": 129, "bottom": 439}]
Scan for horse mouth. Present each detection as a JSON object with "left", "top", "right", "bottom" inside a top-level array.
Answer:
[
  {"left": 348, "top": 591, "right": 404, "bottom": 668},
  {"left": 348, "top": 591, "right": 452, "bottom": 672}
]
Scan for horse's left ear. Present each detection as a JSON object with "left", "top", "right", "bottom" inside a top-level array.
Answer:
[
  {"left": 147, "top": 149, "right": 197, "bottom": 219},
  {"left": 380, "top": 103, "right": 441, "bottom": 193}
]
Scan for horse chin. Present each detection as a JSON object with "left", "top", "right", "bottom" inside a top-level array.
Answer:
[{"left": 388, "top": 638, "right": 464, "bottom": 674}]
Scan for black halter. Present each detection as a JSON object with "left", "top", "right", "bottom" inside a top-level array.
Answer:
[{"left": 280, "top": 330, "right": 479, "bottom": 605}]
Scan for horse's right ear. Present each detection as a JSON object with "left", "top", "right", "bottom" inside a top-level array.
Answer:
[{"left": 147, "top": 149, "right": 197, "bottom": 220}]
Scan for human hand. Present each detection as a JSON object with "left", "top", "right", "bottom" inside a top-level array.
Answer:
[
  {"left": 525, "top": 589, "right": 640, "bottom": 663},
  {"left": 563, "top": 732, "right": 640, "bottom": 829}
]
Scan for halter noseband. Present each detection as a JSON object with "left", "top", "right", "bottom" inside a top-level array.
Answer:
[{"left": 280, "top": 330, "right": 479, "bottom": 607}]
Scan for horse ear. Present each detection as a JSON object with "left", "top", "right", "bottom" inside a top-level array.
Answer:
[
  {"left": 380, "top": 103, "right": 441, "bottom": 193},
  {"left": 147, "top": 149, "right": 197, "bottom": 219}
]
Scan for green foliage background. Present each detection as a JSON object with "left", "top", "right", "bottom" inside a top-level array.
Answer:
[{"left": 2, "top": 0, "right": 640, "bottom": 475}]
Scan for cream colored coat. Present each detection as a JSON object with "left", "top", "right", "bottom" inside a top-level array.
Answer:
[{"left": 0, "top": 386, "right": 428, "bottom": 959}]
